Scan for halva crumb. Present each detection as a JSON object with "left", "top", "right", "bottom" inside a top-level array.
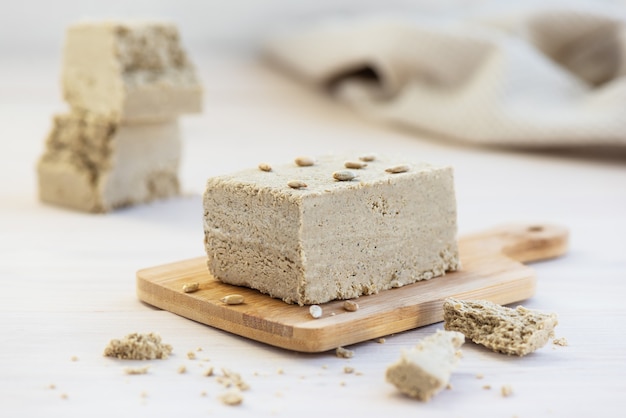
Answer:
[
  {"left": 219, "top": 390, "right": 243, "bottom": 406},
  {"left": 501, "top": 384, "right": 514, "bottom": 397},
  {"left": 443, "top": 298, "right": 558, "bottom": 356},
  {"left": 336, "top": 346, "right": 354, "bottom": 358},
  {"left": 124, "top": 366, "right": 150, "bottom": 375},
  {"left": 217, "top": 368, "right": 249, "bottom": 391},
  {"left": 104, "top": 332, "right": 172, "bottom": 360},
  {"left": 309, "top": 305, "right": 323, "bottom": 319},
  {"left": 553, "top": 337, "right": 569, "bottom": 346}
]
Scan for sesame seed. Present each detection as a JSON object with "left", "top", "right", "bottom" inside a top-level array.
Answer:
[
  {"left": 333, "top": 170, "right": 356, "bottom": 181},
  {"left": 359, "top": 154, "right": 377, "bottom": 162},
  {"left": 288, "top": 180, "right": 307, "bottom": 189},
  {"left": 221, "top": 294, "right": 245, "bottom": 305},
  {"left": 295, "top": 156, "right": 315, "bottom": 167},
  {"left": 344, "top": 161, "right": 367, "bottom": 169},
  {"left": 385, "top": 164, "right": 410, "bottom": 174}
]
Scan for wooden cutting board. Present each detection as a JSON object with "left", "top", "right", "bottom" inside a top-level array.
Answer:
[{"left": 136, "top": 222, "right": 568, "bottom": 353}]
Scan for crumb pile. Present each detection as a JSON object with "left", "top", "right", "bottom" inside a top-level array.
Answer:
[{"left": 104, "top": 332, "right": 172, "bottom": 360}]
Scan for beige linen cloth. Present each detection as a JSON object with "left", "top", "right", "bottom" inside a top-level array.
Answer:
[{"left": 264, "top": 8, "right": 626, "bottom": 148}]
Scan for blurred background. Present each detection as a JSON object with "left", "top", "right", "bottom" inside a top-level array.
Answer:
[{"left": 3, "top": 0, "right": 623, "bottom": 54}]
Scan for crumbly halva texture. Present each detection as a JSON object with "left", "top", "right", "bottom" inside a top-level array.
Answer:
[
  {"left": 443, "top": 298, "right": 558, "bottom": 356},
  {"left": 385, "top": 330, "right": 465, "bottom": 401},
  {"left": 219, "top": 390, "right": 244, "bottom": 406},
  {"left": 203, "top": 154, "right": 459, "bottom": 305},
  {"left": 216, "top": 368, "right": 250, "bottom": 391},
  {"left": 124, "top": 366, "right": 150, "bottom": 375},
  {"left": 37, "top": 111, "right": 180, "bottom": 213},
  {"left": 103, "top": 332, "right": 172, "bottom": 360},
  {"left": 62, "top": 21, "right": 202, "bottom": 122},
  {"left": 336, "top": 346, "right": 354, "bottom": 358}
]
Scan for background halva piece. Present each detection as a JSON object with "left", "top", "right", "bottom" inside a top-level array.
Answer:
[
  {"left": 203, "top": 154, "right": 459, "bottom": 305},
  {"left": 443, "top": 298, "right": 558, "bottom": 356},
  {"left": 37, "top": 112, "right": 180, "bottom": 213},
  {"left": 386, "top": 329, "right": 465, "bottom": 401},
  {"left": 62, "top": 21, "right": 202, "bottom": 122}
]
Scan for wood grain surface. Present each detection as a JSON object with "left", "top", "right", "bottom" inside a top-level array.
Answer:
[{"left": 136, "top": 222, "right": 568, "bottom": 352}]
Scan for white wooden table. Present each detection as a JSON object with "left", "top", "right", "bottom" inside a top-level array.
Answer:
[{"left": 1, "top": 50, "right": 625, "bottom": 418}]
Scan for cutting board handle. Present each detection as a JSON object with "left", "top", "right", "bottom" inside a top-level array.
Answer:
[{"left": 459, "top": 222, "right": 569, "bottom": 263}]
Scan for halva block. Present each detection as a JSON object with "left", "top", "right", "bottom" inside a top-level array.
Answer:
[
  {"left": 443, "top": 298, "right": 558, "bottom": 356},
  {"left": 37, "top": 111, "right": 180, "bottom": 213},
  {"left": 62, "top": 21, "right": 202, "bottom": 122},
  {"left": 203, "top": 154, "right": 459, "bottom": 305},
  {"left": 385, "top": 330, "right": 465, "bottom": 401}
]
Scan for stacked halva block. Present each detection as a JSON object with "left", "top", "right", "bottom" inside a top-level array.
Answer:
[{"left": 37, "top": 22, "right": 202, "bottom": 212}]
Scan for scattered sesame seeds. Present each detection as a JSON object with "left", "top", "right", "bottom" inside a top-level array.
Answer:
[
  {"left": 70, "top": 356, "right": 78, "bottom": 362},
  {"left": 60, "top": 393, "right": 68, "bottom": 400},
  {"left": 220, "top": 294, "right": 245, "bottom": 305},
  {"left": 344, "top": 161, "right": 367, "bottom": 169},
  {"left": 333, "top": 170, "right": 356, "bottom": 181},
  {"left": 182, "top": 282, "right": 200, "bottom": 293},
  {"left": 343, "top": 366, "right": 355, "bottom": 374},
  {"left": 288, "top": 180, "right": 307, "bottom": 189},
  {"left": 295, "top": 156, "right": 315, "bottom": 167},
  {"left": 204, "top": 366, "right": 214, "bottom": 377},
  {"left": 309, "top": 305, "right": 323, "bottom": 319},
  {"left": 476, "top": 373, "right": 484, "bottom": 379},
  {"left": 48, "top": 384, "right": 56, "bottom": 390},
  {"left": 258, "top": 163, "right": 272, "bottom": 172},
  {"left": 483, "top": 385, "right": 492, "bottom": 390},
  {"left": 178, "top": 365, "right": 187, "bottom": 374},
  {"left": 385, "top": 164, "right": 410, "bottom": 174},
  {"left": 336, "top": 346, "right": 354, "bottom": 358},
  {"left": 343, "top": 300, "right": 359, "bottom": 312}
]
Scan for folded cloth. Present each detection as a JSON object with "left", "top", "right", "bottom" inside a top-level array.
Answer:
[{"left": 264, "top": 7, "right": 626, "bottom": 148}]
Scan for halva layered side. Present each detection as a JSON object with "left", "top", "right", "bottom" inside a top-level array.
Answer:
[
  {"left": 386, "top": 330, "right": 465, "bottom": 401},
  {"left": 38, "top": 111, "right": 180, "bottom": 213},
  {"left": 203, "top": 154, "right": 459, "bottom": 305},
  {"left": 62, "top": 21, "right": 202, "bottom": 122}
]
